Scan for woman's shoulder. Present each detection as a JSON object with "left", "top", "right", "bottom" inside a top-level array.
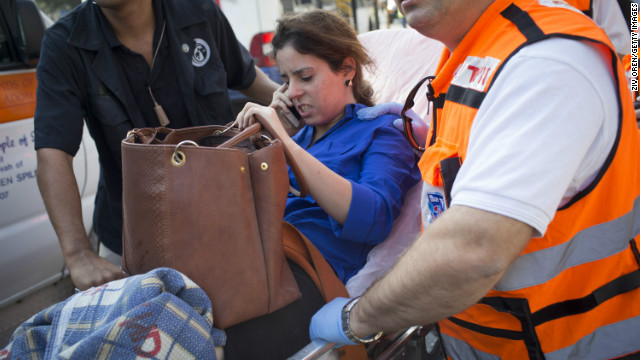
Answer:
[
  {"left": 349, "top": 105, "right": 401, "bottom": 137},
  {"left": 350, "top": 104, "right": 397, "bottom": 126},
  {"left": 346, "top": 105, "right": 416, "bottom": 155}
]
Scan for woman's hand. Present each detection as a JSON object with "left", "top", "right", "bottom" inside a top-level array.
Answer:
[
  {"left": 237, "top": 103, "right": 352, "bottom": 225},
  {"left": 236, "top": 102, "right": 290, "bottom": 141},
  {"left": 270, "top": 83, "right": 304, "bottom": 135},
  {"left": 270, "top": 83, "right": 294, "bottom": 112}
]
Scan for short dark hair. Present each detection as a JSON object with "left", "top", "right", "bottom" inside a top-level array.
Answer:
[{"left": 272, "top": 9, "right": 375, "bottom": 107}]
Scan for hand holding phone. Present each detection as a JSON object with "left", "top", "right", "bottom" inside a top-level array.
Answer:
[{"left": 284, "top": 105, "right": 302, "bottom": 128}]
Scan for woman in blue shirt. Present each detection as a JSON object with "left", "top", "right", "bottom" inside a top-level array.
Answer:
[
  {"left": 237, "top": 10, "right": 421, "bottom": 284},
  {"left": 224, "top": 9, "right": 420, "bottom": 360}
]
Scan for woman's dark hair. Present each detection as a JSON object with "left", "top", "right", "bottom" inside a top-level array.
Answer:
[{"left": 272, "top": 9, "right": 375, "bottom": 107}]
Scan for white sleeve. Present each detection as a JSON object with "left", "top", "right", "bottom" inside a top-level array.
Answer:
[
  {"left": 593, "top": 0, "right": 631, "bottom": 55},
  {"left": 450, "top": 38, "right": 618, "bottom": 237}
]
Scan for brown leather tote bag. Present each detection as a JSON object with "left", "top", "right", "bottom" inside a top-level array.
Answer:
[{"left": 121, "top": 122, "right": 307, "bottom": 329}]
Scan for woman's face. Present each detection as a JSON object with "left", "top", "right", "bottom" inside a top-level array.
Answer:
[{"left": 276, "top": 44, "right": 356, "bottom": 134}]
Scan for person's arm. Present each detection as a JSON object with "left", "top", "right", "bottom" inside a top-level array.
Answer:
[
  {"left": 36, "top": 148, "right": 124, "bottom": 290},
  {"left": 237, "top": 67, "right": 280, "bottom": 105},
  {"left": 350, "top": 205, "right": 533, "bottom": 336},
  {"left": 236, "top": 103, "right": 353, "bottom": 223}
]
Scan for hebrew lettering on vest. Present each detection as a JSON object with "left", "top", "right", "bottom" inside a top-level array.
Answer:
[{"left": 451, "top": 56, "right": 501, "bottom": 91}]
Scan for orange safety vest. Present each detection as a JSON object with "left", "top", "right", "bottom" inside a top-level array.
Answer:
[{"left": 418, "top": 0, "right": 640, "bottom": 358}]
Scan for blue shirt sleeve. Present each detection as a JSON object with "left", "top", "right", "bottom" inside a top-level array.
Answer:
[{"left": 330, "top": 118, "right": 421, "bottom": 245}]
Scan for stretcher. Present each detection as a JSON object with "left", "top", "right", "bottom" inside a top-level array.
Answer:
[{"left": 288, "top": 325, "right": 446, "bottom": 360}]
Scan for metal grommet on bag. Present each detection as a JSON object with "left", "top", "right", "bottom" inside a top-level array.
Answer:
[
  {"left": 260, "top": 162, "right": 269, "bottom": 171},
  {"left": 240, "top": 166, "right": 245, "bottom": 174},
  {"left": 172, "top": 140, "right": 199, "bottom": 167}
]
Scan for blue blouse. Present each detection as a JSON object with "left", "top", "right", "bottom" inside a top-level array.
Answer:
[{"left": 285, "top": 103, "right": 421, "bottom": 283}]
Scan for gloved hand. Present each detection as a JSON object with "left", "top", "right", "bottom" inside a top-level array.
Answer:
[
  {"left": 309, "top": 297, "right": 357, "bottom": 346},
  {"left": 356, "top": 102, "right": 404, "bottom": 120},
  {"left": 357, "top": 102, "right": 430, "bottom": 149}
]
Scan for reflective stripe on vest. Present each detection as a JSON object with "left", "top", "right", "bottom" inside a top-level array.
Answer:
[
  {"left": 417, "top": 0, "right": 640, "bottom": 358},
  {"left": 496, "top": 194, "right": 640, "bottom": 291},
  {"left": 442, "top": 314, "right": 640, "bottom": 360}
]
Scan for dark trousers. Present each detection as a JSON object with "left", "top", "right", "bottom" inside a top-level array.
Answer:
[{"left": 223, "top": 261, "right": 326, "bottom": 360}]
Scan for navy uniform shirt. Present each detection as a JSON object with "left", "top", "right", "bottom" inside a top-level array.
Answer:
[
  {"left": 96, "top": 0, "right": 191, "bottom": 131},
  {"left": 34, "top": 0, "right": 257, "bottom": 253}
]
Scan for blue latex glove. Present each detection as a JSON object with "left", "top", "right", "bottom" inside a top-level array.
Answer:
[
  {"left": 309, "top": 297, "right": 357, "bottom": 346},
  {"left": 357, "top": 102, "right": 429, "bottom": 148},
  {"left": 356, "top": 102, "right": 404, "bottom": 120}
]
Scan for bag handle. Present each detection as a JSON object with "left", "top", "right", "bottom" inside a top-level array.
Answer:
[
  {"left": 251, "top": 119, "right": 310, "bottom": 199},
  {"left": 125, "top": 122, "right": 309, "bottom": 198},
  {"left": 221, "top": 122, "right": 309, "bottom": 198},
  {"left": 126, "top": 127, "right": 174, "bottom": 144},
  {"left": 217, "top": 122, "right": 262, "bottom": 149}
]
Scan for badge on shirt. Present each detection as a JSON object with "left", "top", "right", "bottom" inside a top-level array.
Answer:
[
  {"left": 427, "top": 192, "right": 446, "bottom": 221},
  {"left": 192, "top": 38, "right": 211, "bottom": 67},
  {"left": 451, "top": 56, "right": 501, "bottom": 92},
  {"left": 421, "top": 185, "right": 447, "bottom": 225}
]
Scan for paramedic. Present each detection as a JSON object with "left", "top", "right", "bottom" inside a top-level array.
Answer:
[{"left": 310, "top": 0, "right": 640, "bottom": 358}]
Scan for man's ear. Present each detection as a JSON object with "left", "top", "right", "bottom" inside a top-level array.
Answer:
[{"left": 341, "top": 57, "right": 356, "bottom": 78}]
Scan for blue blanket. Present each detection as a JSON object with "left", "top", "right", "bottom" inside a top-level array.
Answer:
[{"left": 1, "top": 268, "right": 225, "bottom": 359}]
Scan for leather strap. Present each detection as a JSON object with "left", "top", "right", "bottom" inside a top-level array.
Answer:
[
  {"left": 217, "top": 123, "right": 262, "bottom": 149},
  {"left": 255, "top": 119, "right": 309, "bottom": 198},
  {"left": 282, "top": 222, "right": 347, "bottom": 301},
  {"left": 282, "top": 222, "right": 368, "bottom": 360}
]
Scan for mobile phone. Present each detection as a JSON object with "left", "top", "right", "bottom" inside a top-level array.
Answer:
[{"left": 283, "top": 105, "right": 302, "bottom": 128}]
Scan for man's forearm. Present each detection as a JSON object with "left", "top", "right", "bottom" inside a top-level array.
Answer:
[
  {"left": 36, "top": 148, "right": 91, "bottom": 260},
  {"left": 350, "top": 205, "right": 534, "bottom": 337},
  {"left": 238, "top": 66, "right": 279, "bottom": 105}
]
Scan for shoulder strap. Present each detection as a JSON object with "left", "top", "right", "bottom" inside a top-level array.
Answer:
[
  {"left": 282, "top": 222, "right": 347, "bottom": 301},
  {"left": 282, "top": 222, "right": 368, "bottom": 360}
]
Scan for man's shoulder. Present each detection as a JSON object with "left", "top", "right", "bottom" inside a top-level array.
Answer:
[
  {"left": 514, "top": 37, "right": 609, "bottom": 74},
  {"left": 44, "top": 2, "right": 91, "bottom": 43}
]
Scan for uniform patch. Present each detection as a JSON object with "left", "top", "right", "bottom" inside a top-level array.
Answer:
[
  {"left": 192, "top": 38, "right": 211, "bottom": 67},
  {"left": 426, "top": 192, "right": 446, "bottom": 223},
  {"left": 451, "top": 56, "right": 500, "bottom": 91}
]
